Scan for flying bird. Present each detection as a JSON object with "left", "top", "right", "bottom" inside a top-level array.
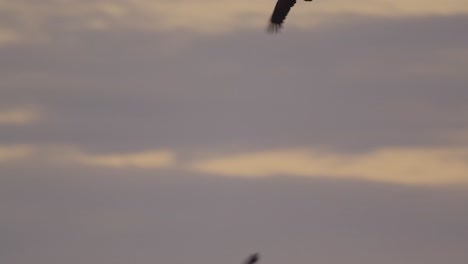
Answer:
[
  {"left": 268, "top": 0, "right": 313, "bottom": 32},
  {"left": 244, "top": 253, "right": 260, "bottom": 264}
]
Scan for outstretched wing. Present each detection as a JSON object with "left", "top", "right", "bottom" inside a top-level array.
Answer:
[{"left": 268, "top": 0, "right": 297, "bottom": 32}]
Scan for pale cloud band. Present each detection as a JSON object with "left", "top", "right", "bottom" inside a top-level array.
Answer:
[
  {"left": 0, "top": 145, "right": 35, "bottom": 163},
  {"left": 189, "top": 147, "right": 468, "bottom": 185},
  {"left": 0, "top": 106, "right": 43, "bottom": 125},
  {"left": 72, "top": 149, "right": 176, "bottom": 169},
  {"left": 2, "top": 0, "right": 468, "bottom": 39},
  {"left": 2, "top": 143, "right": 467, "bottom": 186},
  {"left": 0, "top": 144, "right": 175, "bottom": 170}
]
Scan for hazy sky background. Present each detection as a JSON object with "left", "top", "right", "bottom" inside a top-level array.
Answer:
[{"left": 1, "top": 1, "right": 468, "bottom": 264}]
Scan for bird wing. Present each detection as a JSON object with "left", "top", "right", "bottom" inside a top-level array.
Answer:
[{"left": 268, "top": 0, "right": 297, "bottom": 32}]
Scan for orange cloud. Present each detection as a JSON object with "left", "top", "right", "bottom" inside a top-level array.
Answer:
[
  {"left": 2, "top": 0, "right": 468, "bottom": 37},
  {"left": 0, "top": 144, "right": 176, "bottom": 170},
  {"left": 0, "top": 27, "right": 20, "bottom": 46},
  {"left": 70, "top": 149, "right": 176, "bottom": 169},
  {"left": 189, "top": 147, "right": 468, "bottom": 185},
  {"left": 0, "top": 106, "right": 43, "bottom": 125},
  {"left": 0, "top": 145, "right": 35, "bottom": 163}
]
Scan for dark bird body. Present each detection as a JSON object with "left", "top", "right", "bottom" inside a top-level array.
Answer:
[
  {"left": 268, "top": 0, "right": 313, "bottom": 32},
  {"left": 244, "top": 253, "right": 260, "bottom": 264}
]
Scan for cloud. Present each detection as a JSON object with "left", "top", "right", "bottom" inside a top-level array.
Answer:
[
  {"left": 2, "top": 0, "right": 468, "bottom": 38},
  {"left": 2, "top": 150, "right": 468, "bottom": 264},
  {"left": 0, "top": 27, "right": 20, "bottom": 46},
  {"left": 449, "top": 129, "right": 468, "bottom": 144},
  {"left": 0, "top": 143, "right": 175, "bottom": 170},
  {"left": 71, "top": 149, "right": 176, "bottom": 169},
  {"left": 0, "top": 106, "right": 42, "bottom": 125},
  {"left": 1, "top": 15, "right": 467, "bottom": 152},
  {"left": 315, "top": 0, "right": 468, "bottom": 16},
  {"left": 189, "top": 146, "right": 468, "bottom": 185},
  {"left": 0, "top": 144, "right": 35, "bottom": 163},
  {"left": 2, "top": 142, "right": 467, "bottom": 186}
]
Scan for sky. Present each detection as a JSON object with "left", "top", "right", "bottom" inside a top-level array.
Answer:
[{"left": 1, "top": 1, "right": 468, "bottom": 264}]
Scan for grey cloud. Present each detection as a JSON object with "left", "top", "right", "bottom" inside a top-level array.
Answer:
[
  {"left": 1, "top": 16, "right": 468, "bottom": 152},
  {"left": 2, "top": 6, "right": 468, "bottom": 264},
  {"left": 1, "top": 167, "right": 468, "bottom": 264}
]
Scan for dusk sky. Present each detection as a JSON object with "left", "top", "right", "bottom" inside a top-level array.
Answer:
[{"left": 1, "top": 1, "right": 468, "bottom": 264}]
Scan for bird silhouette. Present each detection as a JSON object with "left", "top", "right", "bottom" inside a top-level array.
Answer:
[
  {"left": 244, "top": 253, "right": 260, "bottom": 264},
  {"left": 268, "top": 0, "right": 314, "bottom": 33}
]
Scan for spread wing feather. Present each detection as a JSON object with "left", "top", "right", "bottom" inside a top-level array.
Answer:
[{"left": 268, "top": 0, "right": 297, "bottom": 32}]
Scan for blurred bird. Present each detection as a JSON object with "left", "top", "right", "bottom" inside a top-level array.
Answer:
[
  {"left": 268, "top": 0, "right": 314, "bottom": 33},
  {"left": 244, "top": 253, "right": 260, "bottom": 264}
]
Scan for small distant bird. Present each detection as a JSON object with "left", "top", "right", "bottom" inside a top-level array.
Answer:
[
  {"left": 268, "top": 0, "right": 314, "bottom": 33},
  {"left": 244, "top": 253, "right": 260, "bottom": 264}
]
